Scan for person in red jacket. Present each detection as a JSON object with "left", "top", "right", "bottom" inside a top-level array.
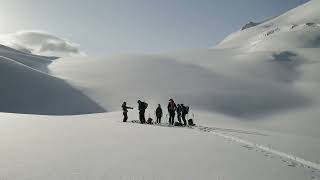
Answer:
[{"left": 167, "top": 99, "right": 177, "bottom": 125}]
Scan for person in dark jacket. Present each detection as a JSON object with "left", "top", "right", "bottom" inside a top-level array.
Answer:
[
  {"left": 167, "top": 99, "right": 177, "bottom": 125},
  {"left": 176, "top": 104, "right": 182, "bottom": 123},
  {"left": 181, "top": 104, "right": 189, "bottom": 126},
  {"left": 138, "top": 100, "right": 148, "bottom": 124},
  {"left": 122, "top": 102, "right": 133, "bottom": 122},
  {"left": 155, "top": 104, "right": 163, "bottom": 124}
]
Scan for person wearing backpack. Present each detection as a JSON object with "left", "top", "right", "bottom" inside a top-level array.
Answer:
[
  {"left": 138, "top": 100, "right": 148, "bottom": 124},
  {"left": 156, "top": 104, "right": 163, "bottom": 124},
  {"left": 167, "top": 99, "right": 177, "bottom": 125},
  {"left": 181, "top": 104, "right": 189, "bottom": 126},
  {"left": 122, "top": 101, "right": 133, "bottom": 122},
  {"left": 176, "top": 104, "right": 182, "bottom": 124}
]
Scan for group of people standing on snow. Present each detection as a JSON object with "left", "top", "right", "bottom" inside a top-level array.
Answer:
[
  {"left": 121, "top": 98, "right": 193, "bottom": 126},
  {"left": 167, "top": 99, "right": 189, "bottom": 126}
]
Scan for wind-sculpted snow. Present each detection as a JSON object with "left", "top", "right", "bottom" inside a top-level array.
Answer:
[
  {"left": 0, "top": 44, "right": 55, "bottom": 73},
  {"left": 0, "top": 45, "right": 105, "bottom": 115}
]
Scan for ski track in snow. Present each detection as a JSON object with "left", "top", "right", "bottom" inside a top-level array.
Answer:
[
  {"left": 194, "top": 125, "right": 320, "bottom": 176},
  {"left": 129, "top": 121, "right": 320, "bottom": 178}
]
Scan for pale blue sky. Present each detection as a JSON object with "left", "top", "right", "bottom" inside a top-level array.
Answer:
[{"left": 0, "top": 0, "right": 309, "bottom": 55}]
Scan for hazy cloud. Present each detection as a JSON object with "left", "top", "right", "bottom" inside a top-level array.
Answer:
[{"left": 0, "top": 30, "right": 85, "bottom": 57}]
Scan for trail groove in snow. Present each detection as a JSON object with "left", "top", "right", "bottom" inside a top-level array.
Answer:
[{"left": 195, "top": 125, "right": 320, "bottom": 171}]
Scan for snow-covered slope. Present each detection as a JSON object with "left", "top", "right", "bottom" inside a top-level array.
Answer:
[
  {"left": 217, "top": 0, "right": 320, "bottom": 51},
  {"left": 0, "top": 112, "right": 319, "bottom": 180},
  {"left": 0, "top": 45, "right": 104, "bottom": 115}
]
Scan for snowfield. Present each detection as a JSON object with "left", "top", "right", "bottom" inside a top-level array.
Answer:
[
  {"left": 1, "top": 0, "right": 320, "bottom": 179},
  {"left": 0, "top": 112, "right": 319, "bottom": 180}
]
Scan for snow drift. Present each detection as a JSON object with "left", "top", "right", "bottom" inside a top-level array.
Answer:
[{"left": 0, "top": 45, "right": 104, "bottom": 115}]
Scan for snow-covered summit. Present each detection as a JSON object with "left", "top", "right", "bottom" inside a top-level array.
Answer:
[
  {"left": 217, "top": 0, "right": 320, "bottom": 50},
  {"left": 240, "top": 21, "right": 261, "bottom": 30}
]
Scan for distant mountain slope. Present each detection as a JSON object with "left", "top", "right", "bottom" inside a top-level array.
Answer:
[
  {"left": 240, "top": 21, "right": 261, "bottom": 30},
  {"left": 217, "top": 0, "right": 320, "bottom": 50},
  {"left": 0, "top": 44, "right": 104, "bottom": 115},
  {"left": 0, "top": 44, "right": 58, "bottom": 73},
  {"left": 240, "top": 16, "right": 278, "bottom": 31}
]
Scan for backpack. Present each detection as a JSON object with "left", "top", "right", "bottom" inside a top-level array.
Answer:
[
  {"left": 188, "top": 119, "right": 195, "bottom": 126},
  {"left": 176, "top": 106, "right": 182, "bottom": 113},
  {"left": 143, "top": 102, "right": 148, "bottom": 110},
  {"left": 147, "top": 117, "right": 153, "bottom": 124},
  {"left": 174, "top": 122, "right": 183, "bottom": 126},
  {"left": 183, "top": 106, "right": 189, "bottom": 114},
  {"left": 185, "top": 106, "right": 189, "bottom": 114}
]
